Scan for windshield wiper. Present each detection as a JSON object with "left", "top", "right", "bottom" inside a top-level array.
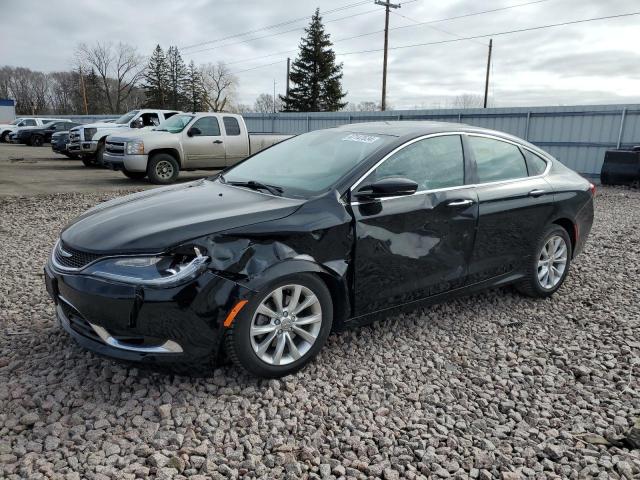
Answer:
[
  {"left": 154, "top": 128, "right": 168, "bottom": 131},
  {"left": 228, "top": 180, "right": 283, "bottom": 196}
]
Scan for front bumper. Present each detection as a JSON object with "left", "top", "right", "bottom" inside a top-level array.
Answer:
[
  {"left": 68, "top": 140, "right": 97, "bottom": 155},
  {"left": 103, "top": 152, "right": 148, "bottom": 172},
  {"left": 44, "top": 262, "right": 251, "bottom": 365}
]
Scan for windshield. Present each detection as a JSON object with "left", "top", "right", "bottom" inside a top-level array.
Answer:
[
  {"left": 114, "top": 110, "right": 139, "bottom": 125},
  {"left": 222, "top": 130, "right": 393, "bottom": 197},
  {"left": 155, "top": 114, "right": 194, "bottom": 133}
]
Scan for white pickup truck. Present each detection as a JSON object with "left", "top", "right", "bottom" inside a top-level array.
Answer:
[
  {"left": 67, "top": 109, "right": 180, "bottom": 166},
  {"left": 102, "top": 112, "right": 292, "bottom": 184},
  {"left": 0, "top": 117, "right": 65, "bottom": 143}
]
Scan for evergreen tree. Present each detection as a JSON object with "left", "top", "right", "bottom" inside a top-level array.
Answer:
[
  {"left": 143, "top": 45, "right": 169, "bottom": 108},
  {"left": 280, "top": 8, "right": 347, "bottom": 112},
  {"left": 166, "top": 46, "right": 189, "bottom": 110},
  {"left": 185, "top": 60, "right": 206, "bottom": 112}
]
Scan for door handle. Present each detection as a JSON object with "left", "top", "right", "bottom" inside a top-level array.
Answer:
[
  {"left": 213, "top": 140, "right": 223, "bottom": 144},
  {"left": 446, "top": 199, "right": 474, "bottom": 207},
  {"left": 528, "top": 189, "right": 545, "bottom": 197}
]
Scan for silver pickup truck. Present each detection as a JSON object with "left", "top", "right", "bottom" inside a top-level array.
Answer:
[{"left": 102, "top": 112, "right": 291, "bottom": 184}]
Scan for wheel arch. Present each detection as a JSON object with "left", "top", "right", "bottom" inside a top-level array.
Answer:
[
  {"left": 148, "top": 148, "right": 182, "bottom": 166},
  {"left": 241, "top": 259, "right": 351, "bottom": 332},
  {"left": 551, "top": 217, "right": 576, "bottom": 256}
]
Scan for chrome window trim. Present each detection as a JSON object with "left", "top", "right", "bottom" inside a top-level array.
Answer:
[{"left": 349, "top": 131, "right": 552, "bottom": 206}]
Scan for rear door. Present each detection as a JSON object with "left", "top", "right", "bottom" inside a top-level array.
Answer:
[
  {"left": 351, "top": 134, "right": 478, "bottom": 316},
  {"left": 466, "top": 134, "right": 554, "bottom": 283},
  {"left": 183, "top": 116, "right": 226, "bottom": 168},
  {"left": 221, "top": 116, "right": 249, "bottom": 166}
]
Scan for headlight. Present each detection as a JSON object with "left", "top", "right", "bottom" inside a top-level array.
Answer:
[
  {"left": 126, "top": 140, "right": 144, "bottom": 155},
  {"left": 84, "top": 128, "right": 97, "bottom": 140},
  {"left": 84, "top": 247, "right": 209, "bottom": 287}
]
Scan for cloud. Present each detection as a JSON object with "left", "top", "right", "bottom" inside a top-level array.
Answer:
[{"left": 1, "top": 0, "right": 638, "bottom": 109}]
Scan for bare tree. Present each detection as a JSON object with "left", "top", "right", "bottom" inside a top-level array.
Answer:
[
  {"left": 76, "top": 42, "right": 145, "bottom": 113},
  {"left": 200, "top": 62, "right": 237, "bottom": 112},
  {"left": 450, "top": 93, "right": 486, "bottom": 109},
  {"left": 254, "top": 93, "right": 282, "bottom": 113}
]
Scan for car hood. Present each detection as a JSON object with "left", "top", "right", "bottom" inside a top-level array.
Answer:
[
  {"left": 60, "top": 179, "right": 305, "bottom": 254},
  {"left": 107, "top": 129, "right": 167, "bottom": 142},
  {"left": 82, "top": 122, "right": 130, "bottom": 129}
]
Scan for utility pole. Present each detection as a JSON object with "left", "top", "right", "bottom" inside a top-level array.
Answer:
[
  {"left": 79, "top": 66, "right": 89, "bottom": 115},
  {"left": 483, "top": 38, "right": 493, "bottom": 109},
  {"left": 375, "top": 0, "right": 400, "bottom": 111},
  {"left": 286, "top": 57, "right": 290, "bottom": 98},
  {"left": 273, "top": 79, "right": 277, "bottom": 113}
]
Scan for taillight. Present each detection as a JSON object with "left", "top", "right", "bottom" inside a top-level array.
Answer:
[{"left": 589, "top": 183, "right": 596, "bottom": 196}]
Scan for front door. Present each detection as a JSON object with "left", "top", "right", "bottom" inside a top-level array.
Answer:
[
  {"left": 351, "top": 134, "right": 478, "bottom": 316},
  {"left": 465, "top": 135, "right": 555, "bottom": 283},
  {"left": 183, "top": 116, "right": 226, "bottom": 168}
]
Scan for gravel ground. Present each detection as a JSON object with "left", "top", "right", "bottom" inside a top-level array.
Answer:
[{"left": 0, "top": 186, "right": 639, "bottom": 480}]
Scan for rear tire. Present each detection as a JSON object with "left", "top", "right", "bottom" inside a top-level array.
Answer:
[
  {"left": 122, "top": 169, "right": 147, "bottom": 180},
  {"left": 147, "top": 153, "right": 179, "bottom": 184},
  {"left": 225, "top": 273, "right": 333, "bottom": 378},
  {"left": 31, "top": 135, "right": 44, "bottom": 147},
  {"left": 0, "top": 131, "right": 9, "bottom": 143},
  {"left": 515, "top": 224, "right": 572, "bottom": 298}
]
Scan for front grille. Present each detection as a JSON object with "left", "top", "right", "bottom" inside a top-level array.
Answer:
[
  {"left": 59, "top": 299, "right": 103, "bottom": 344},
  {"left": 54, "top": 242, "right": 104, "bottom": 270},
  {"left": 105, "top": 140, "right": 125, "bottom": 156}
]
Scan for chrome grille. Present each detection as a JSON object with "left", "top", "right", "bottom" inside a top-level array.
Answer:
[
  {"left": 105, "top": 140, "right": 125, "bottom": 156},
  {"left": 54, "top": 242, "right": 104, "bottom": 270}
]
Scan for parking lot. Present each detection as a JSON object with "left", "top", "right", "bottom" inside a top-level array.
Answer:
[
  {"left": 0, "top": 144, "right": 639, "bottom": 479},
  {"left": 0, "top": 145, "right": 214, "bottom": 197}
]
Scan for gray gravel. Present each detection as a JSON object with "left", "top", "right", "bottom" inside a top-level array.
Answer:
[{"left": 0, "top": 186, "right": 639, "bottom": 479}]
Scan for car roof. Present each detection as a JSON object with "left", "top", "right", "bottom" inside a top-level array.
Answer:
[{"left": 330, "top": 121, "right": 546, "bottom": 155}]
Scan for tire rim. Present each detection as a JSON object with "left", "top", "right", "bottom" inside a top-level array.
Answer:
[
  {"left": 537, "top": 235, "right": 568, "bottom": 289},
  {"left": 155, "top": 160, "right": 174, "bottom": 180},
  {"left": 250, "top": 284, "right": 322, "bottom": 366}
]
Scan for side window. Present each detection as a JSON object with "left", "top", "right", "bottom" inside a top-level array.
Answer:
[
  {"left": 164, "top": 112, "right": 178, "bottom": 120},
  {"left": 523, "top": 149, "right": 548, "bottom": 176},
  {"left": 363, "top": 135, "right": 465, "bottom": 191},
  {"left": 468, "top": 136, "right": 528, "bottom": 183},
  {"left": 24, "top": 119, "right": 37, "bottom": 126},
  {"left": 55, "top": 122, "right": 67, "bottom": 130},
  {"left": 140, "top": 113, "right": 160, "bottom": 126},
  {"left": 191, "top": 117, "right": 221, "bottom": 136},
  {"left": 223, "top": 116, "right": 241, "bottom": 136}
]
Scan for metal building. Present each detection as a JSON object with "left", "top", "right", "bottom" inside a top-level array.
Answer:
[{"left": 0, "top": 99, "right": 16, "bottom": 123}]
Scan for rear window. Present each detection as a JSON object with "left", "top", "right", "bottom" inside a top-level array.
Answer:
[
  {"left": 223, "top": 117, "right": 241, "bottom": 136},
  {"left": 468, "top": 136, "right": 528, "bottom": 183}
]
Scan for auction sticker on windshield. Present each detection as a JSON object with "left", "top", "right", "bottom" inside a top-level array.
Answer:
[{"left": 342, "top": 133, "right": 380, "bottom": 144}]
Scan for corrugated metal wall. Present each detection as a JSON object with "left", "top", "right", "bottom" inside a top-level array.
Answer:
[{"left": 243, "top": 104, "right": 640, "bottom": 175}]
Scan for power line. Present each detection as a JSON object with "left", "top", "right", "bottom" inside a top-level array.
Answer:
[
  {"left": 206, "top": 0, "right": 546, "bottom": 65},
  {"left": 228, "top": 11, "right": 640, "bottom": 75},
  {"left": 338, "top": 11, "right": 640, "bottom": 56},
  {"left": 181, "top": 0, "right": 373, "bottom": 51},
  {"left": 184, "top": 0, "right": 421, "bottom": 57},
  {"left": 390, "top": 9, "right": 486, "bottom": 46}
]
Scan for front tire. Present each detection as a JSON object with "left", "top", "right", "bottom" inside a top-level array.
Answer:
[
  {"left": 95, "top": 142, "right": 105, "bottom": 166},
  {"left": 225, "top": 273, "right": 333, "bottom": 378},
  {"left": 122, "top": 169, "right": 147, "bottom": 180},
  {"left": 147, "top": 153, "right": 179, "bottom": 184},
  {"left": 516, "top": 224, "right": 572, "bottom": 298},
  {"left": 0, "top": 131, "right": 9, "bottom": 143},
  {"left": 82, "top": 157, "right": 96, "bottom": 167}
]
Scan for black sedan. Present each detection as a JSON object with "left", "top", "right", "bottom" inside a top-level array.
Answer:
[
  {"left": 14, "top": 121, "right": 81, "bottom": 146},
  {"left": 45, "top": 122, "right": 594, "bottom": 377}
]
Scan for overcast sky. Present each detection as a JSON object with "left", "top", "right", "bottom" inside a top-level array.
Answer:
[{"left": 1, "top": 0, "right": 639, "bottom": 109}]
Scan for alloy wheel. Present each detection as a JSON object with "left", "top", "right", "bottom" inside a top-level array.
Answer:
[
  {"left": 537, "top": 235, "right": 568, "bottom": 289},
  {"left": 155, "top": 160, "right": 174, "bottom": 180},
  {"left": 250, "top": 284, "right": 322, "bottom": 366}
]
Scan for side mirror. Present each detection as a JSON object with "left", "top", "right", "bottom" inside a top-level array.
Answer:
[
  {"left": 132, "top": 118, "right": 144, "bottom": 128},
  {"left": 187, "top": 127, "right": 201, "bottom": 137},
  {"left": 354, "top": 177, "right": 418, "bottom": 200}
]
